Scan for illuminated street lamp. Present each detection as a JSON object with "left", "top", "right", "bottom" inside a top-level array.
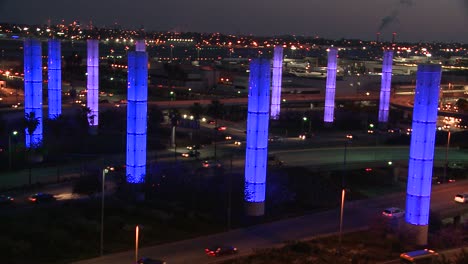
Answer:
[
  {"left": 443, "top": 125, "right": 451, "bottom": 184},
  {"left": 8, "top": 130, "right": 18, "bottom": 170},
  {"left": 338, "top": 135, "right": 352, "bottom": 254},
  {"left": 100, "top": 167, "right": 109, "bottom": 256},
  {"left": 135, "top": 225, "right": 140, "bottom": 263}
]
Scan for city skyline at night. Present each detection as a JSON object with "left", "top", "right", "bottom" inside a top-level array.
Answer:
[{"left": 0, "top": 0, "right": 467, "bottom": 43}]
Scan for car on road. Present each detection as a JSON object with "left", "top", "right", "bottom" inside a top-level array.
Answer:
[
  {"left": 454, "top": 193, "right": 468, "bottom": 203},
  {"left": 269, "top": 136, "right": 284, "bottom": 142},
  {"left": 202, "top": 160, "right": 222, "bottom": 168},
  {"left": 0, "top": 194, "right": 14, "bottom": 205},
  {"left": 28, "top": 193, "right": 56, "bottom": 203},
  {"left": 187, "top": 144, "right": 203, "bottom": 150},
  {"left": 181, "top": 150, "right": 200, "bottom": 158},
  {"left": 400, "top": 249, "right": 438, "bottom": 263},
  {"left": 136, "top": 257, "right": 166, "bottom": 264},
  {"left": 205, "top": 245, "right": 238, "bottom": 256},
  {"left": 298, "top": 133, "right": 313, "bottom": 140},
  {"left": 215, "top": 126, "right": 227, "bottom": 131},
  {"left": 382, "top": 207, "right": 405, "bottom": 218}
]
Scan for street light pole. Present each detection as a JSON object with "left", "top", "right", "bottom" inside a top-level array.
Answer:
[
  {"left": 338, "top": 137, "right": 351, "bottom": 254},
  {"left": 100, "top": 168, "right": 109, "bottom": 256},
  {"left": 338, "top": 188, "right": 345, "bottom": 254},
  {"left": 227, "top": 153, "right": 233, "bottom": 231},
  {"left": 443, "top": 128, "right": 451, "bottom": 183},
  {"left": 135, "top": 225, "right": 139, "bottom": 263},
  {"left": 8, "top": 131, "right": 18, "bottom": 170}
]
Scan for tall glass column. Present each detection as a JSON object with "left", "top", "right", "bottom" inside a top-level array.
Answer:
[
  {"left": 87, "top": 39, "right": 99, "bottom": 132},
  {"left": 270, "top": 46, "right": 283, "bottom": 120},
  {"left": 48, "top": 39, "right": 61, "bottom": 119},
  {"left": 126, "top": 51, "right": 148, "bottom": 184},
  {"left": 405, "top": 64, "right": 442, "bottom": 245},
  {"left": 244, "top": 58, "right": 271, "bottom": 216},
  {"left": 24, "top": 39, "right": 43, "bottom": 148},
  {"left": 378, "top": 50, "right": 393, "bottom": 123},
  {"left": 324, "top": 47, "right": 338, "bottom": 124}
]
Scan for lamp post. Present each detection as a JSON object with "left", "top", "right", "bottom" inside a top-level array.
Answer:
[
  {"left": 100, "top": 168, "right": 109, "bottom": 256},
  {"left": 443, "top": 126, "right": 451, "bottom": 183},
  {"left": 135, "top": 225, "right": 139, "bottom": 263},
  {"left": 8, "top": 130, "right": 18, "bottom": 170},
  {"left": 338, "top": 135, "right": 352, "bottom": 254}
]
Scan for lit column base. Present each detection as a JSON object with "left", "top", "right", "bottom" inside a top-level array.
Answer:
[
  {"left": 88, "top": 125, "right": 98, "bottom": 135},
  {"left": 245, "top": 201, "right": 264, "bottom": 216},
  {"left": 324, "top": 122, "right": 333, "bottom": 128},
  {"left": 404, "top": 222, "right": 428, "bottom": 246}
]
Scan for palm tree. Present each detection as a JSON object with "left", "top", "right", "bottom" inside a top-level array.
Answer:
[
  {"left": 207, "top": 100, "right": 225, "bottom": 159},
  {"left": 23, "top": 112, "right": 40, "bottom": 149},
  {"left": 188, "top": 102, "right": 204, "bottom": 144},
  {"left": 169, "top": 108, "right": 181, "bottom": 147}
]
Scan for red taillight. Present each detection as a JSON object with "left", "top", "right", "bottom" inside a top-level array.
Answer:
[{"left": 29, "top": 198, "right": 36, "bottom": 202}]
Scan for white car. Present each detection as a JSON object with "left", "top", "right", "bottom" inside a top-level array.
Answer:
[
  {"left": 454, "top": 193, "right": 468, "bottom": 203},
  {"left": 382, "top": 207, "right": 405, "bottom": 218}
]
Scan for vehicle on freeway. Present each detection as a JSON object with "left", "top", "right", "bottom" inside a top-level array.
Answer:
[
  {"left": 432, "top": 176, "right": 455, "bottom": 185},
  {"left": 234, "top": 140, "right": 242, "bottom": 146},
  {"left": 205, "top": 245, "right": 238, "bottom": 256},
  {"left": 454, "top": 193, "right": 468, "bottom": 203},
  {"left": 202, "top": 160, "right": 222, "bottom": 168},
  {"left": 269, "top": 136, "right": 284, "bottom": 142},
  {"left": 382, "top": 207, "right": 405, "bottom": 218},
  {"left": 215, "top": 126, "right": 227, "bottom": 131},
  {"left": 28, "top": 193, "right": 56, "bottom": 203},
  {"left": 268, "top": 155, "right": 284, "bottom": 167},
  {"left": 207, "top": 120, "right": 216, "bottom": 125},
  {"left": 399, "top": 249, "right": 438, "bottom": 263},
  {"left": 136, "top": 257, "right": 166, "bottom": 264},
  {"left": 187, "top": 144, "right": 203, "bottom": 150},
  {"left": 298, "top": 133, "right": 314, "bottom": 140},
  {"left": 181, "top": 150, "right": 200, "bottom": 158},
  {"left": 0, "top": 194, "right": 14, "bottom": 205}
]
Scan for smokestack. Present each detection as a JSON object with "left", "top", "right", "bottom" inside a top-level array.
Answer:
[
  {"left": 376, "top": 32, "right": 381, "bottom": 43},
  {"left": 392, "top": 32, "right": 397, "bottom": 43}
]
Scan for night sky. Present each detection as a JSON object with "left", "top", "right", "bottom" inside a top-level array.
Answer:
[{"left": 0, "top": 0, "right": 467, "bottom": 43}]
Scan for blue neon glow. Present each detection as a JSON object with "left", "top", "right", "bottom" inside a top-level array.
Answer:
[
  {"left": 245, "top": 59, "right": 270, "bottom": 204},
  {"left": 324, "top": 48, "right": 337, "bottom": 123},
  {"left": 270, "top": 46, "right": 283, "bottom": 120},
  {"left": 48, "top": 39, "right": 61, "bottom": 119},
  {"left": 135, "top": 40, "right": 146, "bottom": 52},
  {"left": 87, "top": 39, "right": 99, "bottom": 127},
  {"left": 378, "top": 50, "right": 393, "bottom": 123},
  {"left": 405, "top": 64, "right": 442, "bottom": 226},
  {"left": 126, "top": 51, "right": 148, "bottom": 183},
  {"left": 24, "top": 39, "right": 43, "bottom": 148}
]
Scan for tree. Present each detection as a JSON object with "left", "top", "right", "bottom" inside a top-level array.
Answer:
[
  {"left": 23, "top": 112, "right": 40, "bottom": 149},
  {"left": 206, "top": 100, "right": 225, "bottom": 159},
  {"left": 189, "top": 103, "right": 204, "bottom": 144}
]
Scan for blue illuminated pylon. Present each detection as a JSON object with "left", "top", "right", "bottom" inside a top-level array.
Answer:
[
  {"left": 270, "top": 46, "right": 283, "bottom": 120},
  {"left": 24, "top": 38, "right": 43, "bottom": 148},
  {"left": 324, "top": 48, "right": 338, "bottom": 124},
  {"left": 48, "top": 39, "right": 61, "bottom": 119},
  {"left": 244, "top": 58, "right": 270, "bottom": 216},
  {"left": 126, "top": 51, "right": 148, "bottom": 184},
  {"left": 135, "top": 40, "right": 146, "bottom": 52},
  {"left": 405, "top": 64, "right": 442, "bottom": 245},
  {"left": 87, "top": 39, "right": 99, "bottom": 132},
  {"left": 378, "top": 50, "right": 393, "bottom": 123}
]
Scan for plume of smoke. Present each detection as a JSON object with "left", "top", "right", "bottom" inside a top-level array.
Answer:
[
  {"left": 378, "top": 0, "right": 414, "bottom": 31},
  {"left": 379, "top": 10, "right": 399, "bottom": 31}
]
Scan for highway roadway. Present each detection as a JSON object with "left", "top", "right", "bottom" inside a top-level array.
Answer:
[{"left": 72, "top": 181, "right": 468, "bottom": 264}]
